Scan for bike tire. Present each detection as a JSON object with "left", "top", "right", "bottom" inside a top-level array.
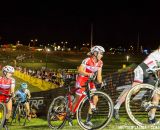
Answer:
[
  {"left": 0, "top": 103, "right": 6, "bottom": 129},
  {"left": 47, "top": 96, "right": 67, "bottom": 129},
  {"left": 77, "top": 91, "right": 114, "bottom": 130},
  {"left": 125, "top": 83, "right": 156, "bottom": 127}
]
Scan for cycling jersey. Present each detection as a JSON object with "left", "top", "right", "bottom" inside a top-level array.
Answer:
[
  {"left": 15, "top": 89, "right": 30, "bottom": 103},
  {"left": 134, "top": 50, "right": 160, "bottom": 83},
  {"left": 76, "top": 57, "right": 103, "bottom": 96},
  {"left": 0, "top": 76, "right": 15, "bottom": 102},
  {"left": 144, "top": 49, "right": 160, "bottom": 69}
]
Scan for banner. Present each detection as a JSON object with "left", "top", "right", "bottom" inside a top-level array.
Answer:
[{"left": 14, "top": 70, "right": 58, "bottom": 91}]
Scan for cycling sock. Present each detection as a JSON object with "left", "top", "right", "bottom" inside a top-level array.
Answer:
[
  {"left": 148, "top": 113, "right": 155, "bottom": 120},
  {"left": 3, "top": 119, "right": 8, "bottom": 127},
  {"left": 86, "top": 114, "right": 92, "bottom": 122},
  {"left": 114, "top": 102, "right": 121, "bottom": 110}
]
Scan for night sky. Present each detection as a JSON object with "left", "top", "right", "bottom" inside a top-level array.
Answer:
[{"left": 0, "top": 1, "right": 160, "bottom": 49}]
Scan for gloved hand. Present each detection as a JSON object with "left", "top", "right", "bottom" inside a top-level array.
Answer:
[{"left": 100, "top": 80, "right": 106, "bottom": 89}]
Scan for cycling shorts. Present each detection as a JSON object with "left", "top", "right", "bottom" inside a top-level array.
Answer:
[
  {"left": 75, "top": 76, "right": 96, "bottom": 96},
  {"left": 134, "top": 62, "right": 155, "bottom": 85},
  {"left": 0, "top": 88, "right": 11, "bottom": 103}
]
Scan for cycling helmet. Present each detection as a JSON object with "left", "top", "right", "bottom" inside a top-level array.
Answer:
[
  {"left": 20, "top": 83, "right": 28, "bottom": 89},
  {"left": 2, "top": 65, "right": 15, "bottom": 75},
  {"left": 90, "top": 45, "right": 105, "bottom": 54}
]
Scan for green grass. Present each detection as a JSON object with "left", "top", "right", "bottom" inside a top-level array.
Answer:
[
  {"left": 6, "top": 117, "right": 158, "bottom": 130},
  {"left": 6, "top": 51, "right": 145, "bottom": 73}
]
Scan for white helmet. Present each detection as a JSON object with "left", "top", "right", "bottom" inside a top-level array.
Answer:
[
  {"left": 90, "top": 45, "right": 105, "bottom": 54},
  {"left": 2, "top": 65, "right": 15, "bottom": 74}
]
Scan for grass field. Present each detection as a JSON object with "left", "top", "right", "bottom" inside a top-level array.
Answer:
[
  {"left": 6, "top": 116, "right": 159, "bottom": 130},
  {"left": 1, "top": 51, "right": 145, "bottom": 73}
]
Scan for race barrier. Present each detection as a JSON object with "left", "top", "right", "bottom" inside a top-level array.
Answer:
[
  {"left": 14, "top": 70, "right": 59, "bottom": 91},
  {"left": 29, "top": 70, "right": 134, "bottom": 117}
]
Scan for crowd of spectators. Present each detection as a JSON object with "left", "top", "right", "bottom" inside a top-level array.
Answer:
[{"left": 15, "top": 66, "right": 77, "bottom": 87}]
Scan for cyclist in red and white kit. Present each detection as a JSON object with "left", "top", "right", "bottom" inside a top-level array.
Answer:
[
  {"left": 0, "top": 65, "right": 15, "bottom": 127},
  {"left": 72, "top": 45, "right": 105, "bottom": 126},
  {"left": 114, "top": 48, "right": 160, "bottom": 124}
]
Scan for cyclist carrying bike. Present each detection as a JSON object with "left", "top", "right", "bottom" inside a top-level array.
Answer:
[
  {"left": 72, "top": 45, "right": 105, "bottom": 126},
  {"left": 14, "top": 83, "right": 31, "bottom": 121},
  {"left": 0, "top": 65, "right": 15, "bottom": 127},
  {"left": 114, "top": 47, "right": 160, "bottom": 124}
]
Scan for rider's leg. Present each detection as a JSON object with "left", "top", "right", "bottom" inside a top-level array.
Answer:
[
  {"left": 24, "top": 102, "right": 31, "bottom": 120},
  {"left": 148, "top": 93, "right": 160, "bottom": 123},
  {"left": 114, "top": 64, "right": 144, "bottom": 120},
  {"left": 72, "top": 87, "right": 85, "bottom": 114},
  {"left": 85, "top": 95, "right": 98, "bottom": 126},
  {"left": 114, "top": 82, "right": 139, "bottom": 110},
  {"left": 86, "top": 85, "right": 97, "bottom": 126},
  {"left": 4, "top": 99, "right": 12, "bottom": 126},
  {"left": 88, "top": 95, "right": 98, "bottom": 114},
  {"left": 5, "top": 99, "right": 12, "bottom": 120},
  {"left": 113, "top": 82, "right": 140, "bottom": 120}
]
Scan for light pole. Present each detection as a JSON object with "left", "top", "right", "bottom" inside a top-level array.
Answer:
[
  {"left": 90, "top": 23, "right": 93, "bottom": 48},
  {"left": 45, "top": 48, "right": 50, "bottom": 69}
]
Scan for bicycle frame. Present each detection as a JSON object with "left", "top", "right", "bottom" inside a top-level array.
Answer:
[
  {"left": 65, "top": 78, "right": 96, "bottom": 114},
  {"left": 47, "top": 76, "right": 114, "bottom": 130},
  {"left": 146, "top": 68, "right": 160, "bottom": 98},
  {"left": 136, "top": 67, "right": 160, "bottom": 111}
]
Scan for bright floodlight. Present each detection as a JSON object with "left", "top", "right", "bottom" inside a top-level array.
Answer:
[
  {"left": 126, "top": 55, "right": 130, "bottom": 62},
  {"left": 47, "top": 48, "right": 50, "bottom": 52}
]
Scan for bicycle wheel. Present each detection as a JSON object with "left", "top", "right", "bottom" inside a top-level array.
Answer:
[
  {"left": 0, "top": 103, "right": 6, "bottom": 128},
  {"left": 47, "top": 96, "right": 67, "bottom": 129},
  {"left": 77, "top": 91, "right": 113, "bottom": 130},
  {"left": 125, "top": 83, "right": 159, "bottom": 127}
]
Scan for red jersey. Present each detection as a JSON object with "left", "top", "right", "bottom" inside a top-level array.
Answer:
[
  {"left": 0, "top": 76, "right": 15, "bottom": 102},
  {"left": 81, "top": 57, "right": 103, "bottom": 75},
  {"left": 75, "top": 57, "right": 103, "bottom": 96}
]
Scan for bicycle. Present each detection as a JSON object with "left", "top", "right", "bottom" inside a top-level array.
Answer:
[
  {"left": 0, "top": 92, "right": 12, "bottom": 130},
  {"left": 47, "top": 76, "right": 114, "bottom": 130},
  {"left": 125, "top": 67, "right": 160, "bottom": 127},
  {"left": 10, "top": 97, "right": 29, "bottom": 126}
]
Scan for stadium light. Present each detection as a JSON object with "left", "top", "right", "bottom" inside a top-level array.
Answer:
[{"left": 126, "top": 55, "right": 130, "bottom": 62}]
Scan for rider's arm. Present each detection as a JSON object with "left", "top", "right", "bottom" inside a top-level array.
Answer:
[
  {"left": 78, "top": 64, "right": 92, "bottom": 76},
  {"left": 25, "top": 89, "right": 31, "bottom": 99},
  {"left": 10, "top": 78, "right": 15, "bottom": 97},
  {"left": 97, "top": 68, "right": 102, "bottom": 83},
  {"left": 27, "top": 91, "right": 31, "bottom": 99}
]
